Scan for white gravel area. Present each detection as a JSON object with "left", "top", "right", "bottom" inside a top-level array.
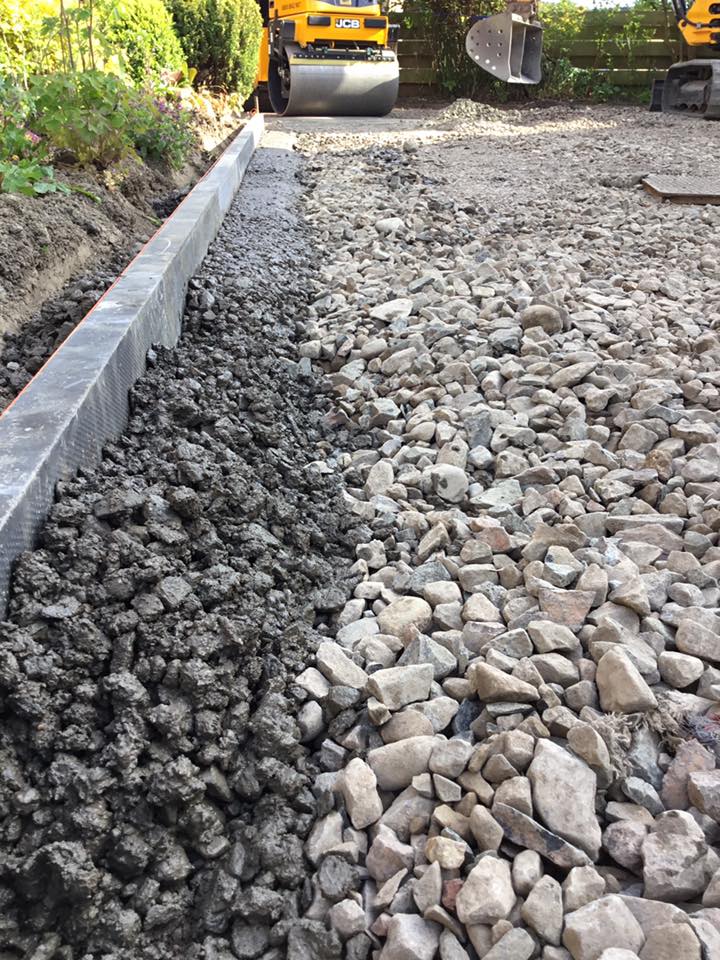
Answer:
[{"left": 283, "top": 102, "right": 720, "bottom": 960}]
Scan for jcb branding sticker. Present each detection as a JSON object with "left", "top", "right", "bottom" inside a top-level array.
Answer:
[{"left": 335, "top": 17, "right": 360, "bottom": 27}]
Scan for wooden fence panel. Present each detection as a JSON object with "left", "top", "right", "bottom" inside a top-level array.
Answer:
[{"left": 392, "top": 9, "right": 716, "bottom": 88}]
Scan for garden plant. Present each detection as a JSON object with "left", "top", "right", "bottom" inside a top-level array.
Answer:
[{"left": 0, "top": 0, "right": 262, "bottom": 197}]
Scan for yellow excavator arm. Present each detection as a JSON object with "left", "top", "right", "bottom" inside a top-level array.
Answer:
[{"left": 675, "top": 0, "right": 720, "bottom": 47}]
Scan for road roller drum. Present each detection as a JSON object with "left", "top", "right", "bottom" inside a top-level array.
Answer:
[{"left": 256, "top": 0, "right": 400, "bottom": 117}]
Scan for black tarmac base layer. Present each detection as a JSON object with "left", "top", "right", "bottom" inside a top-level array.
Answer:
[{"left": 0, "top": 136, "right": 362, "bottom": 959}]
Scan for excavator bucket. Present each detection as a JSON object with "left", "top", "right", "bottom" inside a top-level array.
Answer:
[
  {"left": 466, "top": 11, "right": 543, "bottom": 84},
  {"left": 661, "top": 60, "right": 720, "bottom": 119}
]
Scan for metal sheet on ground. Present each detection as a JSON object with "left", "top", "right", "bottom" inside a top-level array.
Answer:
[
  {"left": 643, "top": 174, "right": 720, "bottom": 204},
  {"left": 281, "top": 58, "right": 399, "bottom": 117},
  {"left": 267, "top": 114, "right": 423, "bottom": 133}
]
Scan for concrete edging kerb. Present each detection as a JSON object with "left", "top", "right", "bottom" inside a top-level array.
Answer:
[{"left": 0, "top": 113, "right": 265, "bottom": 611}]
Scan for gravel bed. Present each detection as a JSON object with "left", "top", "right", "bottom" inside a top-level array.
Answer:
[
  {"left": 0, "top": 139, "right": 360, "bottom": 959},
  {"left": 287, "top": 103, "right": 720, "bottom": 960},
  {"left": 2, "top": 103, "right": 720, "bottom": 960}
]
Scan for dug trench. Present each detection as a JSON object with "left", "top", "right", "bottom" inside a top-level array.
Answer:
[
  {"left": 0, "top": 132, "right": 365, "bottom": 959},
  {"left": 0, "top": 189, "right": 187, "bottom": 414}
]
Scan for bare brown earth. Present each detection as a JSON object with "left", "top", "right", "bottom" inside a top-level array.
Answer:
[{"left": 0, "top": 97, "right": 244, "bottom": 337}]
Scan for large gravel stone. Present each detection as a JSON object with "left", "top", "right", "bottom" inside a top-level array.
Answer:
[
  {"left": 521, "top": 874, "right": 563, "bottom": 944},
  {"left": 493, "top": 802, "right": 592, "bottom": 869},
  {"left": 563, "top": 895, "right": 645, "bottom": 960},
  {"left": 368, "top": 664, "right": 434, "bottom": 710},
  {"left": 642, "top": 810, "right": 714, "bottom": 902},
  {"left": 688, "top": 770, "right": 720, "bottom": 821},
  {"left": 377, "top": 598, "right": 433, "bottom": 637},
  {"left": 661, "top": 741, "right": 715, "bottom": 810},
  {"left": 367, "top": 737, "right": 436, "bottom": 791},
  {"left": 638, "top": 923, "right": 701, "bottom": 960},
  {"left": 528, "top": 620, "right": 579, "bottom": 653},
  {"left": 595, "top": 649, "right": 657, "bottom": 713},
  {"left": 317, "top": 641, "right": 369, "bottom": 690},
  {"left": 675, "top": 619, "right": 720, "bottom": 662},
  {"left": 380, "top": 914, "right": 441, "bottom": 960},
  {"left": 657, "top": 652, "right": 704, "bottom": 688},
  {"left": 468, "top": 662, "right": 540, "bottom": 703},
  {"left": 340, "top": 758, "right": 383, "bottom": 829},
  {"left": 366, "top": 826, "right": 414, "bottom": 884},
  {"left": 528, "top": 739, "right": 601, "bottom": 860},
  {"left": 483, "top": 928, "right": 536, "bottom": 960},
  {"left": 563, "top": 866, "right": 606, "bottom": 912},
  {"left": 455, "top": 857, "right": 515, "bottom": 925},
  {"left": 520, "top": 303, "right": 563, "bottom": 334},
  {"left": 328, "top": 899, "right": 366, "bottom": 940}
]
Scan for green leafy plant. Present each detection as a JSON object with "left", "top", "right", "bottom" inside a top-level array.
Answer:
[
  {"left": 539, "top": 0, "right": 672, "bottom": 101},
  {"left": 539, "top": 55, "right": 621, "bottom": 100},
  {"left": 0, "top": 77, "right": 68, "bottom": 196},
  {"left": 100, "top": 0, "right": 185, "bottom": 83},
  {"left": 40, "top": 0, "right": 105, "bottom": 74},
  {"left": 0, "top": 3, "right": 199, "bottom": 195},
  {"left": 0, "top": 86, "right": 40, "bottom": 159},
  {"left": 168, "top": 0, "right": 262, "bottom": 98},
  {"left": 0, "top": 0, "right": 63, "bottom": 84},
  {"left": 30, "top": 70, "right": 130, "bottom": 166},
  {"left": 0, "top": 158, "right": 69, "bottom": 195},
  {"left": 540, "top": 0, "right": 586, "bottom": 64},
  {"left": 129, "top": 92, "right": 196, "bottom": 168},
  {"left": 28, "top": 70, "right": 198, "bottom": 170}
]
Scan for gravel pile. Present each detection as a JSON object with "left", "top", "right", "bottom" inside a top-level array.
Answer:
[
  {"left": 426, "top": 99, "right": 518, "bottom": 127},
  {"left": 287, "top": 106, "right": 720, "bottom": 960},
  {"left": 0, "top": 143, "right": 360, "bottom": 958}
]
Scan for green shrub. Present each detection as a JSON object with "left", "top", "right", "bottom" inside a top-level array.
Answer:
[
  {"left": 29, "top": 70, "right": 197, "bottom": 171},
  {"left": 0, "top": 76, "right": 69, "bottom": 196},
  {"left": 0, "top": 157, "right": 69, "bottom": 196},
  {"left": 540, "top": 0, "right": 587, "bottom": 65},
  {"left": 129, "top": 93, "right": 197, "bottom": 168},
  {"left": 101, "top": 0, "right": 185, "bottom": 83},
  {"left": 0, "top": 0, "right": 62, "bottom": 83},
  {"left": 539, "top": 56, "right": 620, "bottom": 101},
  {"left": 168, "top": 0, "right": 262, "bottom": 97},
  {"left": 30, "top": 71, "right": 131, "bottom": 167},
  {"left": 539, "top": 0, "right": 659, "bottom": 101}
]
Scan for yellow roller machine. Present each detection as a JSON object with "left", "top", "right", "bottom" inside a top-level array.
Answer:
[{"left": 256, "top": 0, "right": 400, "bottom": 116}]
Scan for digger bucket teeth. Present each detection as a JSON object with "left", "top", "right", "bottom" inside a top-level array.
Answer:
[
  {"left": 466, "top": 11, "right": 543, "bottom": 84},
  {"left": 661, "top": 60, "right": 720, "bottom": 119}
]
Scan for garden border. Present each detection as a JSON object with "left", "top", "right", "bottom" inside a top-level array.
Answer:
[{"left": 0, "top": 112, "right": 265, "bottom": 612}]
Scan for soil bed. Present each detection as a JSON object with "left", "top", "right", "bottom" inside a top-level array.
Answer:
[{"left": 0, "top": 103, "right": 245, "bottom": 412}]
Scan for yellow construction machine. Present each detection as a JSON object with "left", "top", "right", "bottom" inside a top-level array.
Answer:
[
  {"left": 466, "top": 0, "right": 720, "bottom": 117},
  {"left": 255, "top": 0, "right": 399, "bottom": 116}
]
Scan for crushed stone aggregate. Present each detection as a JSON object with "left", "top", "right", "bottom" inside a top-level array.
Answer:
[{"left": 2, "top": 103, "right": 720, "bottom": 960}]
